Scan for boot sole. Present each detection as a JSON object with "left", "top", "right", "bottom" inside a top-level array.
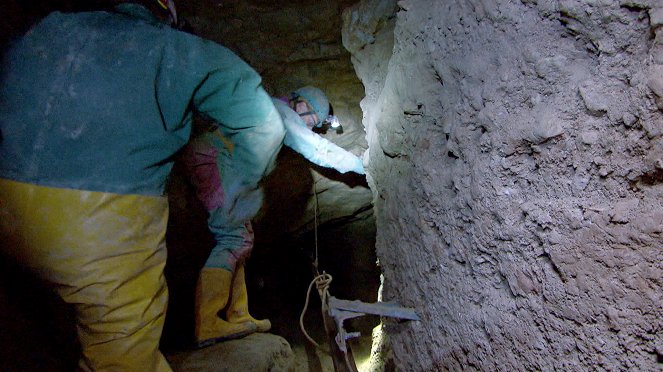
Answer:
[{"left": 195, "top": 326, "right": 257, "bottom": 349}]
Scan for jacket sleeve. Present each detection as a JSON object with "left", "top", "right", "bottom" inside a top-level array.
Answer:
[
  {"left": 193, "top": 67, "right": 285, "bottom": 186},
  {"left": 274, "top": 99, "right": 364, "bottom": 175},
  {"left": 186, "top": 45, "right": 285, "bottom": 227}
]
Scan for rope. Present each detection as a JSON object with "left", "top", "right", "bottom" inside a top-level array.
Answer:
[
  {"left": 299, "top": 272, "right": 332, "bottom": 349},
  {"left": 299, "top": 178, "right": 333, "bottom": 350},
  {"left": 313, "top": 178, "right": 319, "bottom": 273}
]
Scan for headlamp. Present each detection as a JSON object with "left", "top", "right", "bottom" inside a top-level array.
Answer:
[
  {"left": 313, "top": 115, "right": 343, "bottom": 134},
  {"left": 327, "top": 115, "right": 340, "bottom": 129}
]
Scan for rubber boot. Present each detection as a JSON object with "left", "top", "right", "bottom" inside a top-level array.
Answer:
[
  {"left": 194, "top": 268, "right": 257, "bottom": 348},
  {"left": 226, "top": 263, "right": 272, "bottom": 332}
]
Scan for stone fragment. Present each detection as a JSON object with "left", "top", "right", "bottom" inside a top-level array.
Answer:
[
  {"left": 647, "top": 65, "right": 663, "bottom": 110},
  {"left": 516, "top": 271, "right": 537, "bottom": 294},
  {"left": 530, "top": 120, "right": 564, "bottom": 144},
  {"left": 653, "top": 45, "right": 663, "bottom": 64},
  {"left": 529, "top": 108, "right": 564, "bottom": 144},
  {"left": 597, "top": 39, "right": 616, "bottom": 55},
  {"left": 633, "top": 211, "right": 663, "bottom": 235},
  {"left": 642, "top": 115, "right": 663, "bottom": 138},
  {"left": 580, "top": 130, "right": 599, "bottom": 145},
  {"left": 606, "top": 306, "right": 621, "bottom": 330},
  {"left": 610, "top": 198, "right": 640, "bottom": 224},
  {"left": 656, "top": 29, "right": 663, "bottom": 47},
  {"left": 647, "top": 65, "right": 663, "bottom": 98},
  {"left": 579, "top": 84, "right": 608, "bottom": 116},
  {"left": 622, "top": 112, "right": 637, "bottom": 127},
  {"left": 573, "top": 173, "right": 590, "bottom": 190},
  {"left": 562, "top": 208, "right": 584, "bottom": 230},
  {"left": 535, "top": 56, "right": 566, "bottom": 79},
  {"left": 649, "top": 8, "right": 663, "bottom": 28}
]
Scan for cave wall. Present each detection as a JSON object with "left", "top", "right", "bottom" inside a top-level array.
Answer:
[{"left": 343, "top": 0, "right": 662, "bottom": 370}]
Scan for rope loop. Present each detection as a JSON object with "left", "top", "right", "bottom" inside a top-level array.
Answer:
[{"left": 299, "top": 272, "right": 333, "bottom": 350}]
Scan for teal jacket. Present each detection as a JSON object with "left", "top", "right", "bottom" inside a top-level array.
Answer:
[{"left": 0, "top": 4, "right": 285, "bottom": 196}]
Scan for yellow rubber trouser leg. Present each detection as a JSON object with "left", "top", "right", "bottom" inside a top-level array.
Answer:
[
  {"left": 0, "top": 179, "right": 172, "bottom": 372},
  {"left": 226, "top": 263, "right": 271, "bottom": 332},
  {"left": 194, "top": 267, "right": 257, "bottom": 347}
]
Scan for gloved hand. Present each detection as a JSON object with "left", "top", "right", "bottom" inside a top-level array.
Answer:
[
  {"left": 334, "top": 153, "right": 365, "bottom": 175},
  {"left": 352, "top": 156, "right": 365, "bottom": 175}
]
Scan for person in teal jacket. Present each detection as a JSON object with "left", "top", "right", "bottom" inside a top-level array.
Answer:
[
  {"left": 0, "top": 1, "right": 285, "bottom": 370},
  {"left": 275, "top": 86, "right": 365, "bottom": 174},
  {"left": 181, "top": 86, "right": 364, "bottom": 347}
]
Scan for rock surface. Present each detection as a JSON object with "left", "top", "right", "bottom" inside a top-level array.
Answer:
[
  {"left": 343, "top": 0, "right": 663, "bottom": 370},
  {"left": 166, "top": 333, "right": 295, "bottom": 372}
]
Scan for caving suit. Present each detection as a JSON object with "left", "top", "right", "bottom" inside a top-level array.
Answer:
[
  {"left": 0, "top": 4, "right": 284, "bottom": 371},
  {"left": 181, "top": 98, "right": 364, "bottom": 272}
]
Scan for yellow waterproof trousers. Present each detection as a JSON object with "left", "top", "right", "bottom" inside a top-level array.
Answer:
[{"left": 0, "top": 179, "right": 172, "bottom": 371}]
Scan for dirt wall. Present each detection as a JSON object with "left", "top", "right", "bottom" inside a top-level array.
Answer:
[{"left": 343, "top": 0, "right": 663, "bottom": 369}]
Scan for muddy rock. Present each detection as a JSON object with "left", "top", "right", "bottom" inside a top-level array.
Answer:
[
  {"left": 166, "top": 334, "right": 295, "bottom": 372},
  {"left": 343, "top": 0, "right": 663, "bottom": 370}
]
